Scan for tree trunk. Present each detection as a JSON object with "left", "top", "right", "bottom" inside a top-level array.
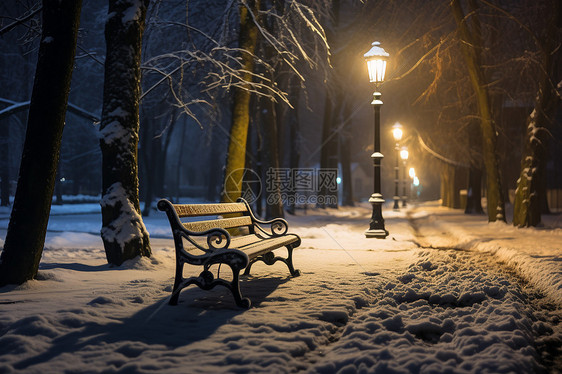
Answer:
[
  {"left": 0, "top": 0, "right": 82, "bottom": 286},
  {"left": 440, "top": 163, "right": 452, "bottom": 208},
  {"left": 451, "top": 0, "right": 505, "bottom": 222},
  {"left": 286, "top": 78, "right": 301, "bottom": 215},
  {"left": 465, "top": 166, "right": 484, "bottom": 214},
  {"left": 206, "top": 123, "right": 222, "bottom": 202},
  {"left": 318, "top": 92, "right": 339, "bottom": 208},
  {"left": 513, "top": 0, "right": 560, "bottom": 227},
  {"left": 99, "top": 0, "right": 151, "bottom": 266},
  {"left": 0, "top": 117, "right": 10, "bottom": 206},
  {"left": 262, "top": 99, "right": 284, "bottom": 219},
  {"left": 173, "top": 122, "right": 187, "bottom": 203},
  {"left": 340, "top": 101, "right": 354, "bottom": 206},
  {"left": 221, "top": 0, "right": 260, "bottom": 204},
  {"left": 465, "top": 119, "right": 484, "bottom": 214}
]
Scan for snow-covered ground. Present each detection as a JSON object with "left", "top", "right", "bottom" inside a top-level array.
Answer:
[{"left": 0, "top": 200, "right": 561, "bottom": 373}]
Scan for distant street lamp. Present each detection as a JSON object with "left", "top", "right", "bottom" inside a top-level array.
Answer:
[
  {"left": 392, "top": 123, "right": 403, "bottom": 210},
  {"left": 364, "top": 41, "right": 389, "bottom": 239},
  {"left": 400, "top": 147, "right": 409, "bottom": 207}
]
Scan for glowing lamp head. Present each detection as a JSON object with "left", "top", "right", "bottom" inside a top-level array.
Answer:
[
  {"left": 409, "top": 167, "right": 416, "bottom": 179},
  {"left": 400, "top": 148, "right": 409, "bottom": 160},
  {"left": 413, "top": 176, "right": 420, "bottom": 187},
  {"left": 364, "top": 41, "right": 389, "bottom": 84},
  {"left": 392, "top": 123, "right": 403, "bottom": 141}
]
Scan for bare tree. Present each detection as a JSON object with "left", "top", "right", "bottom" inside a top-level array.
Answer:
[
  {"left": 0, "top": 0, "right": 82, "bottom": 285},
  {"left": 513, "top": 0, "right": 561, "bottom": 227},
  {"left": 450, "top": 0, "right": 505, "bottom": 222},
  {"left": 221, "top": 0, "right": 261, "bottom": 204},
  {"left": 99, "top": 0, "right": 151, "bottom": 265}
]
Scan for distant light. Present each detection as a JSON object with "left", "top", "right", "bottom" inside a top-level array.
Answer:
[
  {"left": 400, "top": 148, "right": 409, "bottom": 160},
  {"left": 60, "top": 177, "right": 66, "bottom": 182},
  {"left": 336, "top": 177, "right": 342, "bottom": 184},
  {"left": 409, "top": 167, "right": 415, "bottom": 179},
  {"left": 392, "top": 123, "right": 403, "bottom": 141},
  {"left": 413, "top": 176, "right": 420, "bottom": 187}
]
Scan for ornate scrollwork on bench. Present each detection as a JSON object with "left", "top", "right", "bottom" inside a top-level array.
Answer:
[{"left": 237, "top": 198, "right": 289, "bottom": 237}]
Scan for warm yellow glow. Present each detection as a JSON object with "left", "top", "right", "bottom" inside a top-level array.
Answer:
[
  {"left": 364, "top": 42, "right": 389, "bottom": 84},
  {"left": 409, "top": 167, "right": 415, "bottom": 179},
  {"left": 392, "top": 123, "right": 403, "bottom": 141},
  {"left": 366, "top": 59, "right": 387, "bottom": 83},
  {"left": 400, "top": 148, "right": 409, "bottom": 160}
]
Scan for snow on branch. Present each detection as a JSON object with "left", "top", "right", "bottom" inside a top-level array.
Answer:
[{"left": 139, "top": 0, "right": 330, "bottom": 124}]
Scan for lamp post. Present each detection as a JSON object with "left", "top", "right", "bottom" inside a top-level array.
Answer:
[
  {"left": 364, "top": 41, "right": 389, "bottom": 239},
  {"left": 400, "top": 147, "right": 409, "bottom": 207},
  {"left": 392, "top": 123, "right": 403, "bottom": 210}
]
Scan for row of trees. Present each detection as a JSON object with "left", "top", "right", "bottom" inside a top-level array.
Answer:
[
  {"left": 0, "top": 0, "right": 332, "bottom": 285},
  {"left": 0, "top": 0, "right": 560, "bottom": 286},
  {"left": 378, "top": 0, "right": 561, "bottom": 226}
]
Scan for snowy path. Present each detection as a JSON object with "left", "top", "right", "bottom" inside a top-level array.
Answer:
[{"left": 0, "top": 203, "right": 561, "bottom": 373}]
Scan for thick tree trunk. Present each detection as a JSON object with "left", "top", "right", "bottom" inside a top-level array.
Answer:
[
  {"left": 451, "top": 0, "right": 505, "bottom": 222},
  {"left": 0, "top": 0, "right": 82, "bottom": 286},
  {"left": 440, "top": 164, "right": 466, "bottom": 209},
  {"left": 99, "top": 0, "right": 151, "bottom": 266},
  {"left": 465, "top": 166, "right": 484, "bottom": 214},
  {"left": 513, "top": 88, "right": 556, "bottom": 226},
  {"left": 513, "top": 1, "right": 560, "bottom": 227},
  {"left": 0, "top": 118, "right": 9, "bottom": 206},
  {"left": 221, "top": 0, "right": 260, "bottom": 204}
]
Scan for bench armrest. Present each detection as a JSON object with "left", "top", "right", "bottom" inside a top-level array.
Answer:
[
  {"left": 237, "top": 198, "right": 289, "bottom": 237},
  {"left": 158, "top": 199, "right": 232, "bottom": 252}
]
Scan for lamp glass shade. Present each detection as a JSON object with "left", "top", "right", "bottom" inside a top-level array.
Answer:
[
  {"left": 409, "top": 167, "right": 416, "bottom": 178},
  {"left": 400, "top": 149, "right": 409, "bottom": 160},
  {"left": 364, "top": 42, "right": 389, "bottom": 83}
]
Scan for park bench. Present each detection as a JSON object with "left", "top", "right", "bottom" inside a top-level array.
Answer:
[{"left": 157, "top": 198, "right": 301, "bottom": 308}]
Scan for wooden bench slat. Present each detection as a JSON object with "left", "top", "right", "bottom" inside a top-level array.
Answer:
[
  {"left": 238, "top": 234, "right": 300, "bottom": 259},
  {"left": 174, "top": 202, "right": 247, "bottom": 217},
  {"left": 230, "top": 235, "right": 263, "bottom": 248},
  {"left": 183, "top": 216, "right": 253, "bottom": 232},
  {"left": 182, "top": 234, "right": 299, "bottom": 255}
]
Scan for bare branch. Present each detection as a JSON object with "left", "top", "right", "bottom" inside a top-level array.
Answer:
[{"left": 0, "top": 4, "right": 42, "bottom": 37}]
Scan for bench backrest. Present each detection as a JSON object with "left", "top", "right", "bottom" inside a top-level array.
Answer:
[{"left": 163, "top": 201, "right": 253, "bottom": 233}]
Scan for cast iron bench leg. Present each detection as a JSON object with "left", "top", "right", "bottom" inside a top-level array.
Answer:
[
  {"left": 230, "top": 265, "right": 251, "bottom": 309},
  {"left": 243, "top": 246, "right": 300, "bottom": 277},
  {"left": 169, "top": 260, "right": 184, "bottom": 305}
]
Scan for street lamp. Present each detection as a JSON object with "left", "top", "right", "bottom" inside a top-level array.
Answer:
[
  {"left": 364, "top": 41, "right": 389, "bottom": 239},
  {"left": 400, "top": 147, "right": 409, "bottom": 207},
  {"left": 409, "top": 167, "right": 416, "bottom": 179},
  {"left": 392, "top": 123, "right": 403, "bottom": 210}
]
